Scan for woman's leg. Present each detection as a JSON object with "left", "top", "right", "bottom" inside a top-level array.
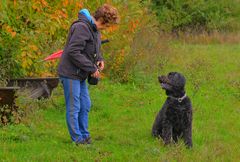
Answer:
[
  {"left": 78, "top": 80, "right": 91, "bottom": 139},
  {"left": 60, "top": 77, "right": 83, "bottom": 143}
]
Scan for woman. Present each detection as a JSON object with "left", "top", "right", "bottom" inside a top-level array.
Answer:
[{"left": 58, "top": 4, "right": 119, "bottom": 145}]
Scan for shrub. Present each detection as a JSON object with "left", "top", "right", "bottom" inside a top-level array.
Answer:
[
  {"left": 0, "top": 0, "right": 160, "bottom": 83},
  {"left": 0, "top": 27, "right": 22, "bottom": 85},
  {"left": 0, "top": 0, "right": 75, "bottom": 78},
  {"left": 100, "top": 1, "right": 158, "bottom": 83},
  {"left": 0, "top": 104, "right": 23, "bottom": 126},
  {"left": 151, "top": 0, "right": 240, "bottom": 32}
]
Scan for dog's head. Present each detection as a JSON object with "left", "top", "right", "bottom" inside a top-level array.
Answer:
[{"left": 158, "top": 72, "right": 186, "bottom": 93}]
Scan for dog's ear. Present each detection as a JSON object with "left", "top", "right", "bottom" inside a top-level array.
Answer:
[
  {"left": 174, "top": 73, "right": 186, "bottom": 88},
  {"left": 169, "top": 72, "right": 186, "bottom": 89}
]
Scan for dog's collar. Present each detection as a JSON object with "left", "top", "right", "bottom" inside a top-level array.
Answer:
[{"left": 168, "top": 93, "right": 187, "bottom": 103}]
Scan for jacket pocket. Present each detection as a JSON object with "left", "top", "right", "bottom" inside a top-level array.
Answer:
[{"left": 84, "top": 41, "right": 97, "bottom": 62}]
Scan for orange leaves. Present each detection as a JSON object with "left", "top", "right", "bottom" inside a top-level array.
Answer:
[
  {"left": 128, "top": 20, "right": 140, "bottom": 33},
  {"left": 50, "top": 9, "right": 68, "bottom": 20},
  {"left": 131, "top": 20, "right": 140, "bottom": 31},
  {"left": 63, "top": 0, "right": 69, "bottom": 7},
  {"left": 112, "top": 48, "right": 125, "bottom": 70},
  {"left": 40, "top": 0, "right": 48, "bottom": 7},
  {"left": 75, "top": 1, "right": 83, "bottom": 10},
  {"left": 101, "top": 35, "right": 107, "bottom": 41},
  {"left": 32, "top": 4, "right": 41, "bottom": 12},
  {"left": 106, "top": 25, "right": 119, "bottom": 33},
  {"left": 3, "top": 25, "right": 16, "bottom": 37},
  {"left": 13, "top": 0, "right": 17, "bottom": 8},
  {"left": 62, "top": 0, "right": 83, "bottom": 11},
  {"left": 38, "top": 58, "right": 59, "bottom": 77},
  {"left": 20, "top": 43, "right": 40, "bottom": 76},
  {"left": 32, "top": 0, "right": 49, "bottom": 12},
  {"left": 118, "top": 49, "right": 125, "bottom": 63},
  {"left": 39, "top": 72, "right": 55, "bottom": 77}
]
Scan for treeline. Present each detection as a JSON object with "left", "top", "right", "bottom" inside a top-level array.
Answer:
[{"left": 150, "top": 0, "right": 240, "bottom": 32}]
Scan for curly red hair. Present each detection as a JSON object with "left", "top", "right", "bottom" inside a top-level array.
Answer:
[{"left": 93, "top": 4, "right": 120, "bottom": 25}]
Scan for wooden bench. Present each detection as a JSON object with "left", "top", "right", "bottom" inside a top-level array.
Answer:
[{"left": 7, "top": 77, "right": 59, "bottom": 99}]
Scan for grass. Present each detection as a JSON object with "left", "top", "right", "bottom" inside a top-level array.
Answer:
[{"left": 0, "top": 42, "right": 240, "bottom": 161}]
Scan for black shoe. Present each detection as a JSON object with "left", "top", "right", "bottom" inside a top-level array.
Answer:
[
  {"left": 85, "top": 136, "right": 92, "bottom": 144},
  {"left": 76, "top": 137, "right": 91, "bottom": 145}
]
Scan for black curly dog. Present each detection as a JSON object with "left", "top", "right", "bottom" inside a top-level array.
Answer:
[{"left": 152, "top": 72, "right": 193, "bottom": 148}]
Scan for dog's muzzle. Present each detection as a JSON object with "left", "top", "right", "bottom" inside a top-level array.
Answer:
[{"left": 159, "top": 76, "right": 170, "bottom": 83}]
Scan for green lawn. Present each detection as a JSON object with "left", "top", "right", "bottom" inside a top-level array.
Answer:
[{"left": 1, "top": 43, "right": 240, "bottom": 161}]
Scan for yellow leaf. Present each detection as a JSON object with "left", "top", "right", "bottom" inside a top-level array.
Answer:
[{"left": 29, "top": 45, "right": 38, "bottom": 52}]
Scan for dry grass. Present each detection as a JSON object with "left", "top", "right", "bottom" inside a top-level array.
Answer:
[{"left": 176, "top": 31, "right": 240, "bottom": 44}]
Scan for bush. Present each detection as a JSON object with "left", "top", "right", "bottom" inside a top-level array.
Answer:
[
  {"left": 151, "top": 0, "right": 240, "bottom": 32},
  {"left": 0, "top": 104, "right": 23, "bottom": 126},
  {"left": 100, "top": 1, "right": 158, "bottom": 83},
  {"left": 0, "top": 0, "right": 154, "bottom": 83},
  {"left": 0, "top": 0, "right": 75, "bottom": 78},
  {"left": 0, "top": 28, "right": 22, "bottom": 85}
]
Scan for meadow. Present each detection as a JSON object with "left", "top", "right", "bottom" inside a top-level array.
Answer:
[{"left": 1, "top": 39, "right": 239, "bottom": 161}]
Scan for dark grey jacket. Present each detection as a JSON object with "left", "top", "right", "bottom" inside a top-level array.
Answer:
[{"left": 57, "top": 14, "right": 103, "bottom": 80}]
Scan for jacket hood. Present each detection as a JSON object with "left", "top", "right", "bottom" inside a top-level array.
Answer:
[
  {"left": 78, "top": 9, "right": 98, "bottom": 32},
  {"left": 78, "top": 9, "right": 94, "bottom": 25}
]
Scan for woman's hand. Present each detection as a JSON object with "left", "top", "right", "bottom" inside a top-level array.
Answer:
[
  {"left": 91, "top": 69, "right": 100, "bottom": 78},
  {"left": 97, "top": 61, "right": 104, "bottom": 71}
]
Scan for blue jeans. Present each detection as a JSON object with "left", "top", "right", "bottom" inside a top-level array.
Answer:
[{"left": 60, "top": 77, "right": 91, "bottom": 143}]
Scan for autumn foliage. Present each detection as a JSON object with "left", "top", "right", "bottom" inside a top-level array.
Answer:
[{"left": 0, "top": 0, "right": 150, "bottom": 84}]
